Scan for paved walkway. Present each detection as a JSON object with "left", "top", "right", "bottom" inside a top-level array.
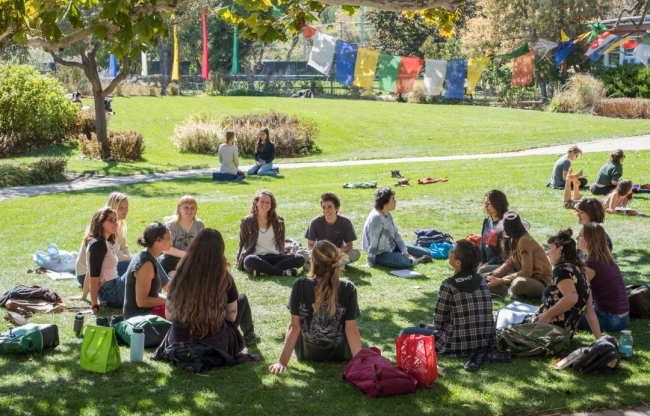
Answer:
[
  {"left": 2, "top": 135, "right": 650, "bottom": 201},
  {"left": 558, "top": 407, "right": 649, "bottom": 416}
]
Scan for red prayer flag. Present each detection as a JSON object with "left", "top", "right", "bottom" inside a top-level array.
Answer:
[
  {"left": 302, "top": 24, "right": 317, "bottom": 39},
  {"left": 589, "top": 31, "right": 611, "bottom": 51},
  {"left": 202, "top": 10, "right": 209, "bottom": 79},
  {"left": 511, "top": 50, "right": 534, "bottom": 86},
  {"left": 395, "top": 57, "right": 424, "bottom": 94},
  {"left": 622, "top": 39, "right": 640, "bottom": 49}
]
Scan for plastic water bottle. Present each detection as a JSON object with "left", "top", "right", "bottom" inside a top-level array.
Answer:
[
  {"left": 619, "top": 330, "right": 633, "bottom": 357},
  {"left": 73, "top": 313, "right": 84, "bottom": 336},
  {"left": 130, "top": 327, "right": 145, "bottom": 362}
]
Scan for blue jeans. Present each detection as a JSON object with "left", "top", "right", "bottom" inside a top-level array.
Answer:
[
  {"left": 578, "top": 306, "right": 630, "bottom": 332},
  {"left": 374, "top": 245, "right": 431, "bottom": 268},
  {"left": 98, "top": 274, "right": 127, "bottom": 309},
  {"left": 76, "top": 261, "right": 129, "bottom": 287},
  {"left": 248, "top": 163, "right": 275, "bottom": 176},
  {"left": 399, "top": 327, "right": 437, "bottom": 337}
]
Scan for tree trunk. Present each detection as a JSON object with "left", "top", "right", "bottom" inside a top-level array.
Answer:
[
  {"left": 93, "top": 92, "right": 110, "bottom": 159},
  {"left": 286, "top": 36, "right": 300, "bottom": 61},
  {"left": 194, "top": 52, "right": 202, "bottom": 76},
  {"left": 534, "top": 71, "right": 547, "bottom": 102}
]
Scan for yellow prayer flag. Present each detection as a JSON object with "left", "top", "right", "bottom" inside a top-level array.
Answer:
[
  {"left": 574, "top": 31, "right": 591, "bottom": 43},
  {"left": 603, "top": 38, "right": 630, "bottom": 54},
  {"left": 172, "top": 24, "right": 179, "bottom": 80},
  {"left": 561, "top": 30, "right": 569, "bottom": 42},
  {"left": 262, "top": 0, "right": 274, "bottom": 6},
  {"left": 465, "top": 57, "right": 491, "bottom": 95},
  {"left": 353, "top": 48, "right": 380, "bottom": 90}
]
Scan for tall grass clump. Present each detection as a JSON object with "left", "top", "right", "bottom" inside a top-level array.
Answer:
[
  {"left": 594, "top": 98, "right": 650, "bottom": 119},
  {"left": 548, "top": 74, "right": 606, "bottom": 114}
]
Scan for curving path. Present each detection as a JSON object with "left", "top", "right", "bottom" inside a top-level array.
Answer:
[{"left": 2, "top": 135, "right": 650, "bottom": 202}]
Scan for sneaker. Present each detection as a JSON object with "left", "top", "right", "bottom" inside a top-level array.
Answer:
[
  {"left": 284, "top": 268, "right": 298, "bottom": 277},
  {"left": 253, "top": 270, "right": 268, "bottom": 277},
  {"left": 243, "top": 332, "right": 261, "bottom": 346},
  {"left": 416, "top": 256, "right": 432, "bottom": 264}
]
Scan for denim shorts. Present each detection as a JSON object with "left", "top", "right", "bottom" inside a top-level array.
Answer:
[{"left": 98, "top": 274, "right": 126, "bottom": 309}]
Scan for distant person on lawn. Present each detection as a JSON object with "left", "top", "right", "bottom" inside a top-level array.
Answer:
[
  {"left": 361, "top": 187, "right": 432, "bottom": 268},
  {"left": 70, "top": 91, "right": 83, "bottom": 106},
  {"left": 159, "top": 195, "right": 205, "bottom": 274},
  {"left": 300, "top": 192, "right": 360, "bottom": 270},
  {"left": 590, "top": 149, "right": 625, "bottom": 196},
  {"left": 549, "top": 145, "right": 587, "bottom": 189},
  {"left": 477, "top": 190, "right": 509, "bottom": 277},
  {"left": 218, "top": 130, "right": 246, "bottom": 180},
  {"left": 269, "top": 240, "right": 361, "bottom": 373},
  {"left": 248, "top": 128, "right": 276, "bottom": 176},
  {"left": 603, "top": 180, "right": 635, "bottom": 215}
]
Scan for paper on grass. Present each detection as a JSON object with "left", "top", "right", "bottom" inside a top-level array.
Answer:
[
  {"left": 48, "top": 271, "right": 77, "bottom": 280},
  {"left": 390, "top": 270, "right": 422, "bottom": 278},
  {"left": 496, "top": 301, "right": 538, "bottom": 329}
]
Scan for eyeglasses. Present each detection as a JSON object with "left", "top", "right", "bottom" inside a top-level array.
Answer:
[
  {"left": 484, "top": 202, "right": 492, "bottom": 206},
  {"left": 106, "top": 218, "right": 118, "bottom": 224}
]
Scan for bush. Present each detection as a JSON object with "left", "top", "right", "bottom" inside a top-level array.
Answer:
[
  {"left": 78, "top": 130, "right": 145, "bottom": 161},
  {"left": 172, "top": 111, "right": 319, "bottom": 157},
  {"left": 65, "top": 109, "right": 101, "bottom": 141},
  {"left": 116, "top": 81, "right": 160, "bottom": 97},
  {"left": 0, "top": 157, "right": 67, "bottom": 188},
  {"left": 54, "top": 65, "right": 92, "bottom": 95},
  {"left": 408, "top": 87, "right": 428, "bottom": 104},
  {"left": 166, "top": 83, "right": 180, "bottom": 96},
  {"left": 594, "top": 98, "right": 650, "bottom": 119},
  {"left": 0, "top": 62, "right": 79, "bottom": 148},
  {"left": 597, "top": 64, "right": 650, "bottom": 98},
  {"left": 226, "top": 88, "right": 270, "bottom": 97},
  {"left": 548, "top": 74, "right": 605, "bottom": 113},
  {"left": 206, "top": 72, "right": 230, "bottom": 96}
]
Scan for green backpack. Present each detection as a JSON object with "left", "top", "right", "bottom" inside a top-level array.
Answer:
[
  {"left": 113, "top": 315, "right": 171, "bottom": 348},
  {"left": 496, "top": 323, "right": 571, "bottom": 357},
  {"left": 0, "top": 324, "right": 59, "bottom": 354}
]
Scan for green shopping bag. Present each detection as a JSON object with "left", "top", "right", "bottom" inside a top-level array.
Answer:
[{"left": 80, "top": 325, "right": 121, "bottom": 373}]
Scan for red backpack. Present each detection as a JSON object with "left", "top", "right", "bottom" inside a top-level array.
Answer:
[{"left": 342, "top": 347, "right": 433, "bottom": 397}]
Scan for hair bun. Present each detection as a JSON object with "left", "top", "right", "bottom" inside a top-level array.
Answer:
[
  {"left": 558, "top": 228, "right": 573, "bottom": 240},
  {"left": 136, "top": 235, "right": 147, "bottom": 247}
]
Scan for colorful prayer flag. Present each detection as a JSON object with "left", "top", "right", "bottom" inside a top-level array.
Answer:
[
  {"left": 622, "top": 39, "right": 641, "bottom": 49},
  {"left": 555, "top": 38, "right": 577, "bottom": 67},
  {"left": 377, "top": 53, "right": 401, "bottom": 92},
  {"left": 172, "top": 24, "right": 179, "bottom": 80},
  {"left": 603, "top": 38, "right": 630, "bottom": 55},
  {"left": 590, "top": 36, "right": 623, "bottom": 61},
  {"left": 633, "top": 38, "right": 650, "bottom": 65},
  {"left": 585, "top": 32, "right": 615, "bottom": 56},
  {"left": 307, "top": 32, "right": 337, "bottom": 75},
  {"left": 444, "top": 59, "right": 467, "bottom": 99},
  {"left": 561, "top": 30, "right": 570, "bottom": 42},
  {"left": 335, "top": 41, "right": 358, "bottom": 87},
  {"left": 353, "top": 48, "right": 379, "bottom": 90},
  {"left": 108, "top": 54, "right": 116, "bottom": 77},
  {"left": 512, "top": 50, "right": 534, "bottom": 86},
  {"left": 396, "top": 57, "right": 424, "bottom": 94},
  {"left": 466, "top": 57, "right": 491, "bottom": 94},
  {"left": 494, "top": 42, "right": 530, "bottom": 60},
  {"left": 201, "top": 10, "right": 209, "bottom": 79},
  {"left": 423, "top": 59, "right": 446, "bottom": 96},
  {"left": 302, "top": 24, "right": 317, "bottom": 39}
]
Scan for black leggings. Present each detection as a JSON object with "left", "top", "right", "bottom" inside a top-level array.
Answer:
[
  {"left": 235, "top": 294, "right": 255, "bottom": 336},
  {"left": 590, "top": 183, "right": 616, "bottom": 196},
  {"left": 243, "top": 253, "right": 305, "bottom": 276}
]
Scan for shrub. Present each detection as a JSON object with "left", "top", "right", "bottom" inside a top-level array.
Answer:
[
  {"left": 116, "top": 76, "right": 161, "bottom": 97},
  {"left": 408, "top": 87, "right": 428, "bottom": 104},
  {"left": 0, "top": 62, "right": 79, "bottom": 147},
  {"left": 596, "top": 64, "right": 650, "bottom": 98},
  {"left": 548, "top": 74, "right": 605, "bottom": 113},
  {"left": 0, "top": 157, "right": 67, "bottom": 188},
  {"left": 65, "top": 109, "right": 100, "bottom": 141},
  {"left": 594, "top": 98, "right": 650, "bottom": 119},
  {"left": 206, "top": 71, "right": 230, "bottom": 96},
  {"left": 166, "top": 83, "right": 180, "bottom": 96},
  {"left": 54, "top": 65, "right": 92, "bottom": 94},
  {"left": 172, "top": 120, "right": 222, "bottom": 154},
  {"left": 78, "top": 130, "right": 145, "bottom": 161},
  {"left": 226, "top": 88, "right": 270, "bottom": 97}
]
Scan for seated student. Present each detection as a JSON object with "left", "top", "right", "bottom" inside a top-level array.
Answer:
[
  {"left": 218, "top": 130, "right": 246, "bottom": 180},
  {"left": 70, "top": 92, "right": 82, "bottom": 106},
  {"left": 105, "top": 96, "right": 115, "bottom": 115},
  {"left": 302, "top": 192, "right": 360, "bottom": 270},
  {"left": 590, "top": 149, "right": 625, "bottom": 196},
  {"left": 361, "top": 187, "right": 431, "bottom": 268},
  {"left": 477, "top": 190, "right": 509, "bottom": 276},
  {"left": 152, "top": 229, "right": 261, "bottom": 364},
  {"left": 123, "top": 222, "right": 172, "bottom": 320},
  {"left": 549, "top": 145, "right": 587, "bottom": 189},
  {"left": 159, "top": 195, "right": 205, "bottom": 274},
  {"left": 576, "top": 223, "right": 629, "bottom": 332},
  {"left": 531, "top": 229, "right": 601, "bottom": 340},
  {"left": 247, "top": 128, "right": 276, "bottom": 176},
  {"left": 75, "top": 192, "right": 132, "bottom": 287},
  {"left": 399, "top": 240, "right": 495, "bottom": 358},
  {"left": 603, "top": 180, "right": 635, "bottom": 215},
  {"left": 486, "top": 212, "right": 552, "bottom": 301},
  {"left": 269, "top": 240, "right": 361, "bottom": 373},
  {"left": 237, "top": 190, "right": 305, "bottom": 276}
]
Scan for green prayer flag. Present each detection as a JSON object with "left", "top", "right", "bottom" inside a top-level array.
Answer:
[
  {"left": 494, "top": 42, "right": 530, "bottom": 60},
  {"left": 377, "top": 53, "right": 401, "bottom": 93},
  {"left": 272, "top": 7, "right": 283, "bottom": 19}
]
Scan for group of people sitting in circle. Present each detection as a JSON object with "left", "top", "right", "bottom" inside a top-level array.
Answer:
[{"left": 71, "top": 173, "right": 630, "bottom": 371}]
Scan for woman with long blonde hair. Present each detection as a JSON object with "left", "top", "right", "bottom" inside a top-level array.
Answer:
[
  {"left": 159, "top": 195, "right": 205, "bottom": 274},
  {"left": 269, "top": 240, "right": 362, "bottom": 373}
]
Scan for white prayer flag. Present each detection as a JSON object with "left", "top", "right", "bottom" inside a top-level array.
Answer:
[
  {"left": 141, "top": 52, "right": 148, "bottom": 76},
  {"left": 533, "top": 39, "right": 558, "bottom": 51},
  {"left": 307, "top": 32, "right": 337, "bottom": 75},
  {"left": 423, "top": 59, "right": 447, "bottom": 96},
  {"left": 633, "top": 39, "right": 650, "bottom": 65}
]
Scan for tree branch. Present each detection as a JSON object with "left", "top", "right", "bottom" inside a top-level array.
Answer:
[
  {"left": 103, "top": 56, "right": 130, "bottom": 97},
  {"left": 49, "top": 52, "right": 87, "bottom": 70}
]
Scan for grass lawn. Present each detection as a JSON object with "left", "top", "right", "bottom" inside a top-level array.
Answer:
[
  {"left": 1, "top": 150, "right": 649, "bottom": 415},
  {"left": 4, "top": 96, "right": 650, "bottom": 176}
]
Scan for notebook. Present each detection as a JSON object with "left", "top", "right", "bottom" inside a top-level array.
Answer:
[{"left": 496, "top": 301, "right": 539, "bottom": 329}]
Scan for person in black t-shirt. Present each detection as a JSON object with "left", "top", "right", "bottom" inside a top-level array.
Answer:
[{"left": 269, "top": 240, "right": 362, "bottom": 373}]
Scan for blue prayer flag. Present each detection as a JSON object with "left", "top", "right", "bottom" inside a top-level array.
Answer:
[
  {"left": 108, "top": 54, "right": 117, "bottom": 77},
  {"left": 555, "top": 38, "right": 577, "bottom": 67},
  {"left": 444, "top": 59, "right": 467, "bottom": 99},
  {"left": 590, "top": 36, "right": 623, "bottom": 62},
  {"left": 335, "top": 41, "right": 358, "bottom": 87}
]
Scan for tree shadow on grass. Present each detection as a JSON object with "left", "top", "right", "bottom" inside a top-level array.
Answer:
[{"left": 616, "top": 248, "right": 650, "bottom": 285}]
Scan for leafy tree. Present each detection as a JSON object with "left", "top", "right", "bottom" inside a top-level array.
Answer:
[{"left": 365, "top": 11, "right": 441, "bottom": 57}]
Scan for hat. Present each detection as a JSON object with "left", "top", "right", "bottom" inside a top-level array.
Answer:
[{"left": 495, "top": 211, "right": 530, "bottom": 238}]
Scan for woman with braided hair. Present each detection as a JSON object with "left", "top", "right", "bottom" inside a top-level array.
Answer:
[{"left": 269, "top": 240, "right": 362, "bottom": 373}]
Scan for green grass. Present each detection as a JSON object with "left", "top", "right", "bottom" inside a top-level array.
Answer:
[
  {"left": 4, "top": 96, "right": 650, "bottom": 176},
  {"left": 1, "top": 150, "right": 649, "bottom": 415}
]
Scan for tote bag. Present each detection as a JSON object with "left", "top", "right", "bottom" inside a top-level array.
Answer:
[
  {"left": 80, "top": 325, "right": 122, "bottom": 373},
  {"left": 395, "top": 334, "right": 437, "bottom": 384}
]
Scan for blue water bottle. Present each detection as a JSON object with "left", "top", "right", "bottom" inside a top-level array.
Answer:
[
  {"left": 619, "top": 329, "right": 633, "bottom": 357},
  {"left": 130, "top": 327, "right": 145, "bottom": 362}
]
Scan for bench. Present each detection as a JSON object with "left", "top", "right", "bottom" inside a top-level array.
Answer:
[{"left": 518, "top": 101, "right": 543, "bottom": 109}]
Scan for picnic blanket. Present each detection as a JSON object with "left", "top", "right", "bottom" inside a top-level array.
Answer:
[{"left": 343, "top": 181, "right": 377, "bottom": 189}]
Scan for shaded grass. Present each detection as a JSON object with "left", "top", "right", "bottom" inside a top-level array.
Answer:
[
  {"left": 0, "top": 150, "right": 649, "bottom": 415},
  {"left": 4, "top": 96, "right": 650, "bottom": 176}
]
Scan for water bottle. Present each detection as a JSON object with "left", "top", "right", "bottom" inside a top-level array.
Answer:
[
  {"left": 73, "top": 313, "right": 84, "bottom": 336},
  {"left": 619, "top": 330, "right": 633, "bottom": 357},
  {"left": 130, "top": 327, "right": 145, "bottom": 362}
]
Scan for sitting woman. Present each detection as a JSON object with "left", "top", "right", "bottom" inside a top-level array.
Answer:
[
  {"left": 152, "top": 229, "right": 261, "bottom": 364},
  {"left": 549, "top": 145, "right": 587, "bottom": 189},
  {"left": 486, "top": 212, "right": 552, "bottom": 301},
  {"left": 159, "top": 195, "right": 205, "bottom": 274},
  {"left": 532, "top": 229, "right": 601, "bottom": 340},
  {"left": 269, "top": 241, "right": 361, "bottom": 373},
  {"left": 247, "top": 128, "right": 276, "bottom": 176},
  {"left": 477, "top": 190, "right": 509, "bottom": 276},
  {"left": 237, "top": 190, "right": 305, "bottom": 276},
  {"left": 576, "top": 223, "right": 629, "bottom": 332},
  {"left": 123, "top": 222, "right": 172, "bottom": 320},
  {"left": 603, "top": 180, "right": 635, "bottom": 215},
  {"left": 218, "top": 130, "right": 246, "bottom": 180},
  {"left": 75, "top": 192, "right": 131, "bottom": 287},
  {"left": 70, "top": 91, "right": 83, "bottom": 106},
  {"left": 590, "top": 149, "right": 625, "bottom": 196}
]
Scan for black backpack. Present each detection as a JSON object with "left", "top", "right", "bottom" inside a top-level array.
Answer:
[
  {"left": 164, "top": 341, "right": 233, "bottom": 373},
  {"left": 626, "top": 283, "right": 650, "bottom": 318},
  {"left": 573, "top": 336, "right": 621, "bottom": 375}
]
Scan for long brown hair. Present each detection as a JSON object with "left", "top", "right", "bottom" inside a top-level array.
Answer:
[
  {"left": 250, "top": 189, "right": 281, "bottom": 232},
  {"left": 501, "top": 233, "right": 525, "bottom": 262},
  {"left": 168, "top": 229, "right": 231, "bottom": 338},
  {"left": 485, "top": 189, "right": 509, "bottom": 219},
  {"left": 310, "top": 240, "right": 344, "bottom": 316},
  {"left": 577, "top": 198, "right": 605, "bottom": 223},
  {"left": 607, "top": 179, "right": 633, "bottom": 203},
  {"left": 256, "top": 127, "right": 271, "bottom": 152},
  {"left": 582, "top": 223, "right": 615, "bottom": 266},
  {"left": 85, "top": 207, "right": 117, "bottom": 245}
]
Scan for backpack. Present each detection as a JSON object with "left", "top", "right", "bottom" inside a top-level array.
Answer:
[
  {"left": 0, "top": 324, "right": 59, "bottom": 354},
  {"left": 33, "top": 243, "right": 78, "bottom": 273},
  {"left": 573, "top": 336, "right": 621, "bottom": 375},
  {"left": 342, "top": 347, "right": 432, "bottom": 397},
  {"left": 413, "top": 229, "right": 454, "bottom": 248},
  {"left": 496, "top": 323, "right": 571, "bottom": 357},
  {"left": 164, "top": 341, "right": 233, "bottom": 373},
  {"left": 626, "top": 283, "right": 650, "bottom": 318},
  {"left": 113, "top": 315, "right": 172, "bottom": 348}
]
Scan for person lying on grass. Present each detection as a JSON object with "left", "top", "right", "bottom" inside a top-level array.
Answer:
[
  {"left": 159, "top": 195, "right": 205, "bottom": 274},
  {"left": 361, "top": 187, "right": 431, "bottom": 269},
  {"left": 123, "top": 222, "right": 171, "bottom": 320},
  {"left": 549, "top": 145, "right": 587, "bottom": 189},
  {"left": 477, "top": 190, "right": 509, "bottom": 277},
  {"left": 269, "top": 241, "right": 361, "bottom": 373},
  {"left": 531, "top": 229, "right": 601, "bottom": 340},
  {"left": 603, "top": 180, "right": 635, "bottom": 215}
]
